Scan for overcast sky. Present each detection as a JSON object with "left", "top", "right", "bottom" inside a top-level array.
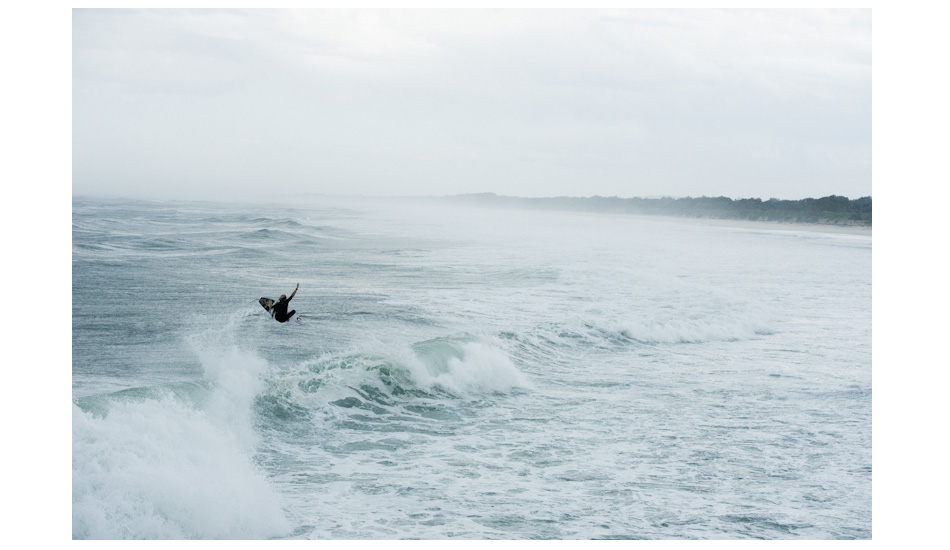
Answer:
[{"left": 72, "top": 8, "right": 871, "bottom": 201}]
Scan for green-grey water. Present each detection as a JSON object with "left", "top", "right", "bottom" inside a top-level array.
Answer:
[{"left": 72, "top": 196, "right": 871, "bottom": 539}]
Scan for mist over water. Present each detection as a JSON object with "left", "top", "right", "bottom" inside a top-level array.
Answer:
[{"left": 72, "top": 196, "right": 871, "bottom": 539}]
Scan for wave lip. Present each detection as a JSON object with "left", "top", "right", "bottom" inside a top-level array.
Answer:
[{"left": 409, "top": 338, "right": 534, "bottom": 394}]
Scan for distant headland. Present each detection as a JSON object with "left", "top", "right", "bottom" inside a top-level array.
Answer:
[{"left": 442, "top": 193, "right": 872, "bottom": 227}]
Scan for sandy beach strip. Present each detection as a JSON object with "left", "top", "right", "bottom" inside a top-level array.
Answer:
[{"left": 639, "top": 214, "right": 872, "bottom": 236}]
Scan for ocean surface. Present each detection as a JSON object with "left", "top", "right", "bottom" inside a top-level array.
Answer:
[{"left": 72, "top": 196, "right": 872, "bottom": 539}]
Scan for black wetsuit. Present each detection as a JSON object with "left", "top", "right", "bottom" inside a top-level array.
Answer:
[{"left": 272, "top": 296, "right": 296, "bottom": 323}]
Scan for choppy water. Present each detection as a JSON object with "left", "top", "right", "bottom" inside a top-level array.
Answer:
[{"left": 72, "top": 196, "right": 871, "bottom": 539}]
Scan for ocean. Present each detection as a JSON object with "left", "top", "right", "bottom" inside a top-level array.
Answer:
[{"left": 71, "top": 196, "right": 871, "bottom": 539}]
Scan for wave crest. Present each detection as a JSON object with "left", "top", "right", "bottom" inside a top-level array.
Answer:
[{"left": 72, "top": 340, "right": 291, "bottom": 539}]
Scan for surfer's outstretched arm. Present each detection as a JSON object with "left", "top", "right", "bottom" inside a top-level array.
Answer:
[{"left": 290, "top": 283, "right": 299, "bottom": 300}]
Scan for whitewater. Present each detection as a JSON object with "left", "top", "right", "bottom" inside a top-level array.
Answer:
[{"left": 72, "top": 196, "right": 871, "bottom": 539}]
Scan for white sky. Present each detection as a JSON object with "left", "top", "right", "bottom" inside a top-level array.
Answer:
[{"left": 72, "top": 8, "right": 871, "bottom": 201}]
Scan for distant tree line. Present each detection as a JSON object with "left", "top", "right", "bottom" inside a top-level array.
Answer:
[{"left": 448, "top": 193, "right": 872, "bottom": 226}]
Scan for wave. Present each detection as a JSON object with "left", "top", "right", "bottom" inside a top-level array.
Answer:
[
  {"left": 73, "top": 202, "right": 348, "bottom": 261},
  {"left": 511, "top": 302, "right": 775, "bottom": 352},
  {"left": 72, "top": 308, "right": 529, "bottom": 539},
  {"left": 72, "top": 330, "right": 291, "bottom": 539},
  {"left": 590, "top": 309, "right": 773, "bottom": 345},
  {"left": 230, "top": 227, "right": 343, "bottom": 251},
  {"left": 257, "top": 335, "right": 532, "bottom": 435},
  {"left": 408, "top": 335, "right": 534, "bottom": 394}
]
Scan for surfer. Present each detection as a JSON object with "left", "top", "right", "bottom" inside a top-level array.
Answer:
[{"left": 270, "top": 283, "right": 299, "bottom": 323}]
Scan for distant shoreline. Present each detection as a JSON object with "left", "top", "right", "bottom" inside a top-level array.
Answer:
[{"left": 437, "top": 193, "right": 872, "bottom": 233}]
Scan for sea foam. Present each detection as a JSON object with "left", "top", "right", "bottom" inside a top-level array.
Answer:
[
  {"left": 72, "top": 340, "right": 290, "bottom": 539},
  {"left": 427, "top": 341, "right": 533, "bottom": 394}
]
